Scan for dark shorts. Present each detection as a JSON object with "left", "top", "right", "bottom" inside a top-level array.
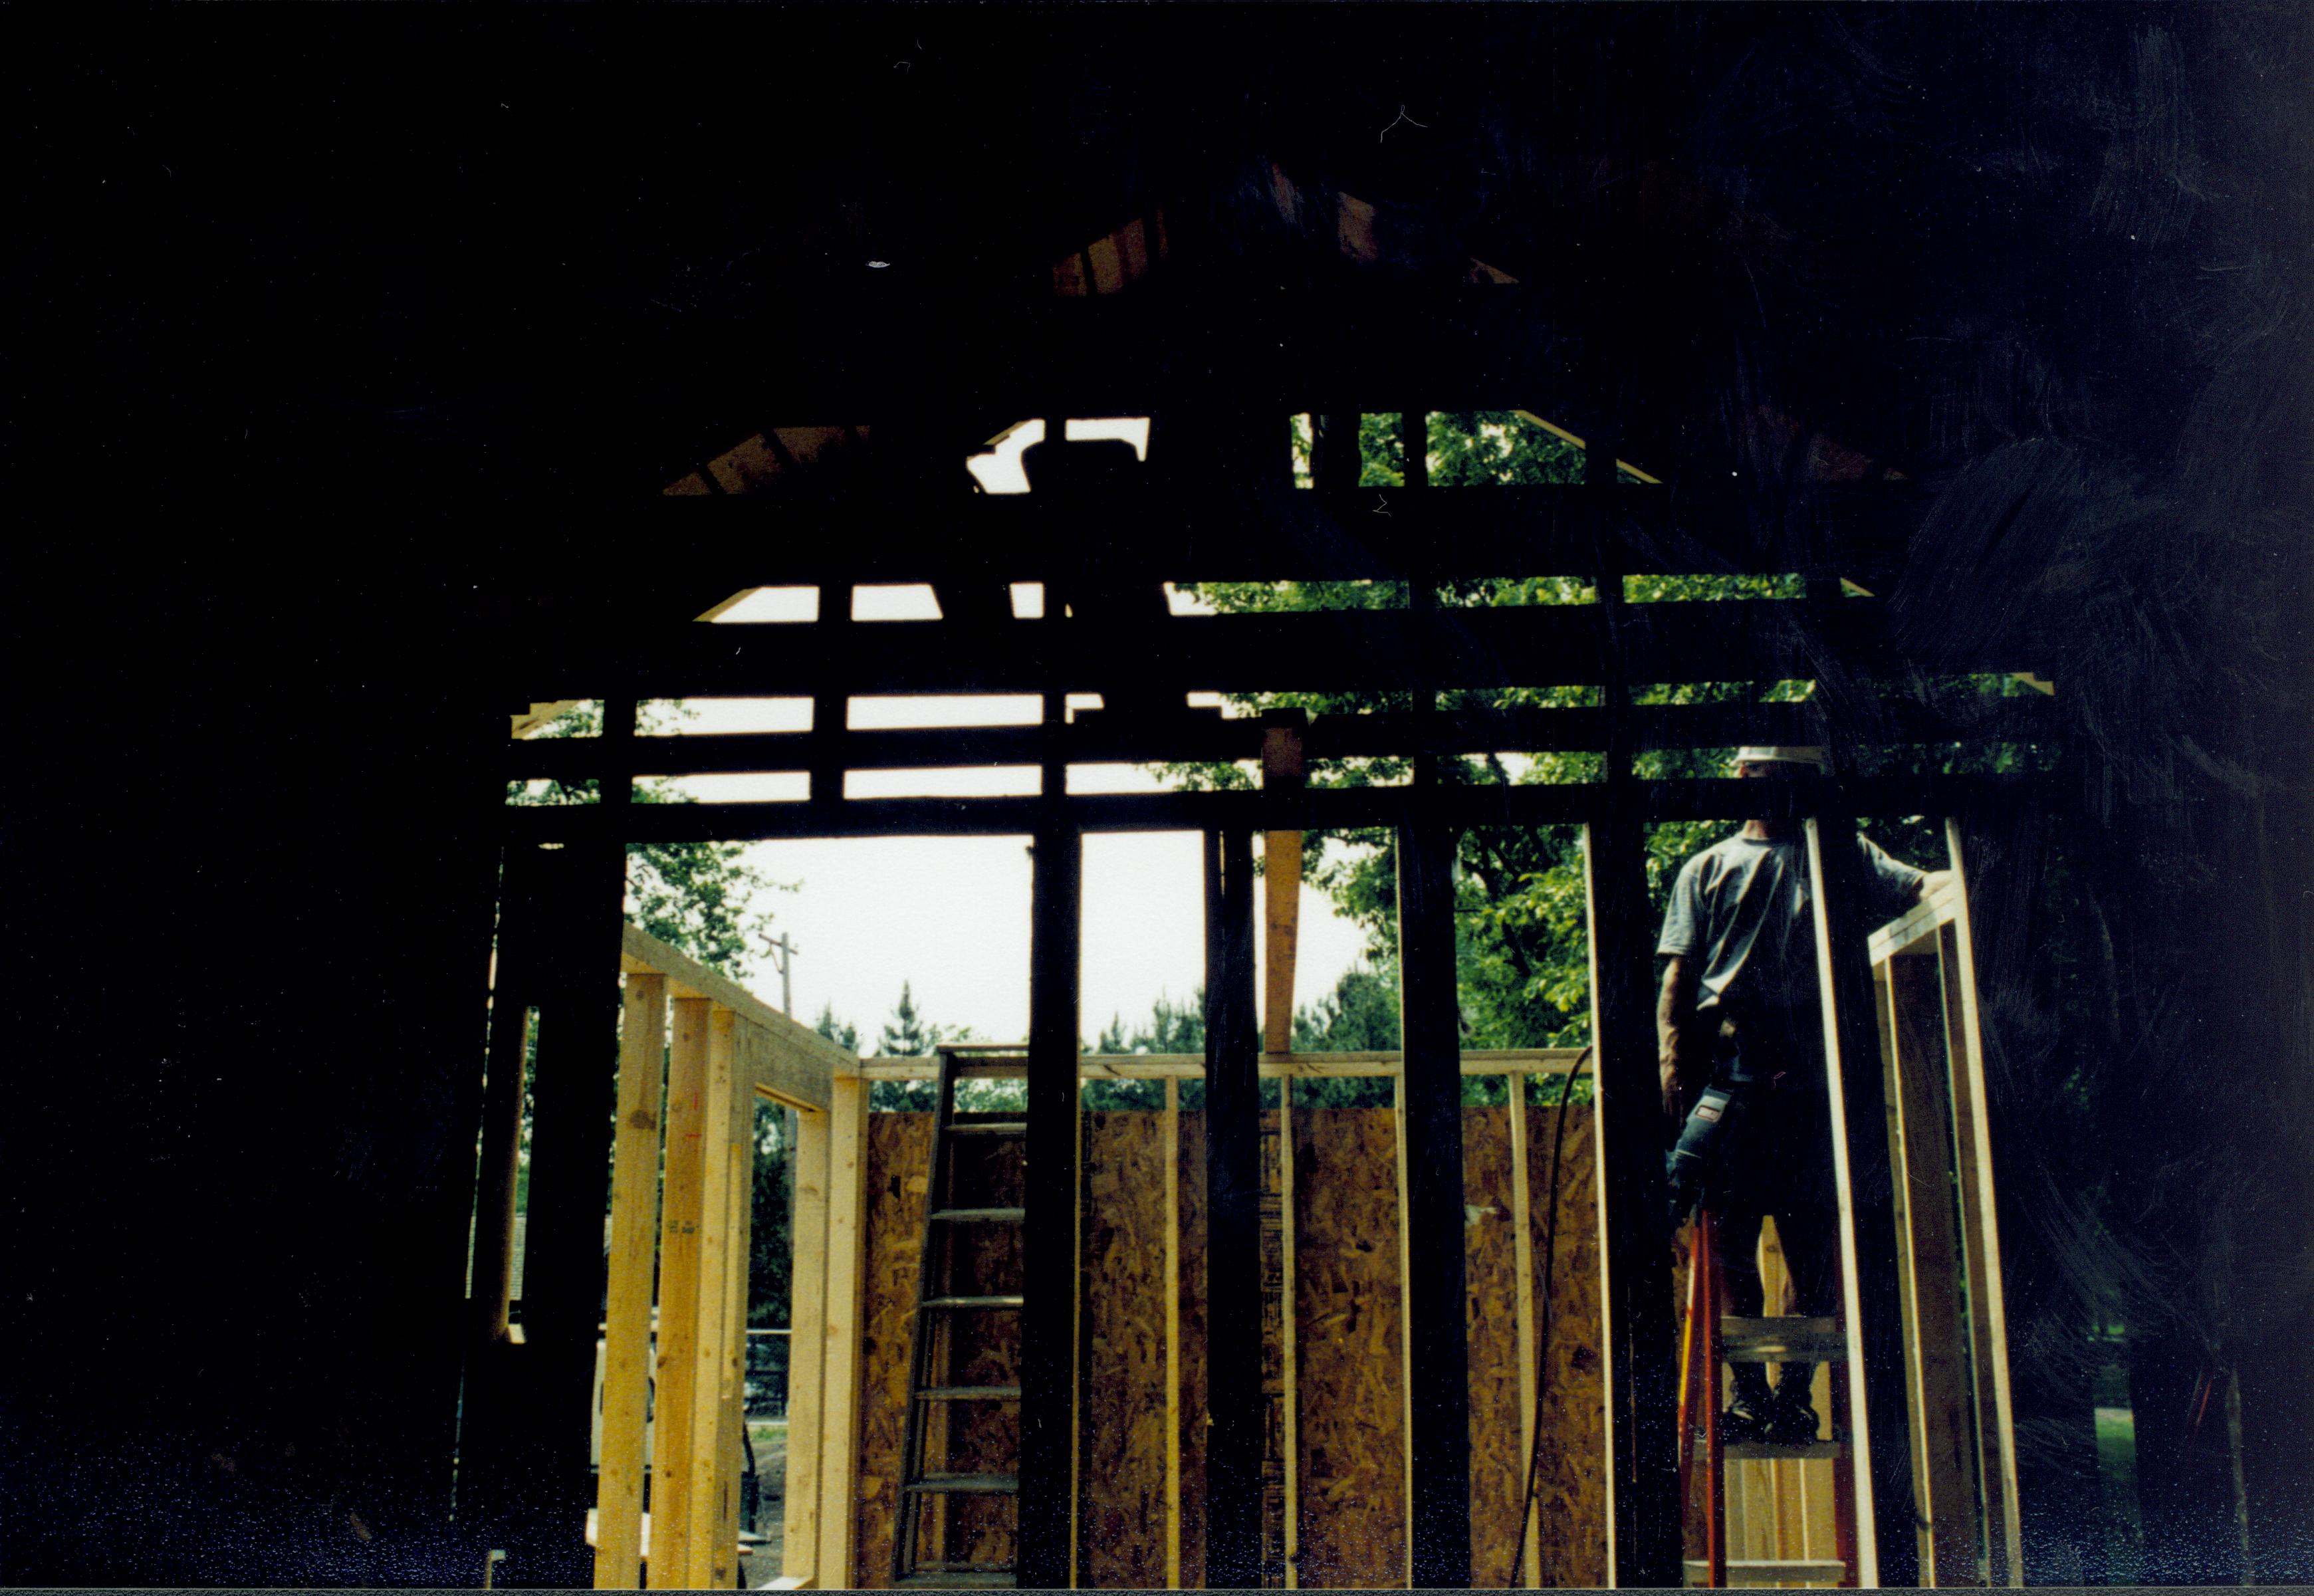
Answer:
[{"left": 1669, "top": 1020, "right": 1839, "bottom": 1216}]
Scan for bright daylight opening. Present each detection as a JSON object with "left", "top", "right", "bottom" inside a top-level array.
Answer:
[{"left": 967, "top": 417, "right": 1152, "bottom": 494}]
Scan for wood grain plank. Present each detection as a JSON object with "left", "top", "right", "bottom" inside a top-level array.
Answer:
[
  {"left": 596, "top": 974, "right": 665, "bottom": 1590},
  {"left": 647, "top": 997, "right": 711, "bottom": 1590}
]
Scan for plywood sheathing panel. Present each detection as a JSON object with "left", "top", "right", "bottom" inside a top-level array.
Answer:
[
  {"left": 856, "top": 1111, "right": 935, "bottom": 1587},
  {"left": 851, "top": 1105, "right": 1607, "bottom": 1589},
  {"left": 1176, "top": 1111, "right": 1211, "bottom": 1591},
  {"left": 1292, "top": 1105, "right": 1409, "bottom": 1589},
  {"left": 1524, "top": 1098, "right": 1609, "bottom": 1587},
  {"left": 1462, "top": 1105, "right": 1526, "bottom": 1588},
  {"left": 1081, "top": 1112, "right": 1174, "bottom": 1587}
]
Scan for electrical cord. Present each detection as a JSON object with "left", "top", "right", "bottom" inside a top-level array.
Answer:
[{"left": 1513, "top": 1044, "right": 1592, "bottom": 1587}]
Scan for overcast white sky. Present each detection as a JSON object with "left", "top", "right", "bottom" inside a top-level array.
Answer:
[
  {"left": 540, "top": 414, "right": 1378, "bottom": 1045},
  {"left": 614, "top": 580, "right": 1371, "bottom": 1046}
]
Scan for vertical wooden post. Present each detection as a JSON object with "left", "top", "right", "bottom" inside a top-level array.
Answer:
[
  {"left": 1020, "top": 821, "right": 1084, "bottom": 1589},
  {"left": 1397, "top": 820, "right": 1474, "bottom": 1587},
  {"left": 1278, "top": 1074, "right": 1302, "bottom": 1590},
  {"left": 1506, "top": 1075, "right": 1542, "bottom": 1588},
  {"left": 1941, "top": 821, "right": 2024, "bottom": 1585},
  {"left": 597, "top": 972, "right": 667, "bottom": 1589},
  {"left": 513, "top": 822, "right": 632, "bottom": 1585},
  {"left": 1204, "top": 827, "right": 1264, "bottom": 1588},
  {"left": 1393, "top": 1068, "right": 1418, "bottom": 1588},
  {"left": 1885, "top": 950, "right": 1980, "bottom": 1586},
  {"left": 784, "top": 1101, "right": 832, "bottom": 1584},
  {"left": 1262, "top": 712, "right": 1308, "bottom": 1056},
  {"left": 471, "top": 847, "right": 539, "bottom": 1351},
  {"left": 1582, "top": 816, "right": 1684, "bottom": 1587},
  {"left": 1261, "top": 713, "right": 1306, "bottom": 1589},
  {"left": 683, "top": 1008, "right": 741, "bottom": 1587},
  {"left": 815, "top": 1074, "right": 870, "bottom": 1586},
  {"left": 1804, "top": 815, "right": 1920, "bottom": 1588},
  {"left": 1163, "top": 1074, "right": 1184, "bottom": 1591},
  {"left": 649, "top": 997, "right": 713, "bottom": 1591},
  {"left": 712, "top": 1073, "right": 755, "bottom": 1588}
]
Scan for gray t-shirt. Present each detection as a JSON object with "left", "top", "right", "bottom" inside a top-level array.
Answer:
[{"left": 1657, "top": 833, "right": 1926, "bottom": 1025}]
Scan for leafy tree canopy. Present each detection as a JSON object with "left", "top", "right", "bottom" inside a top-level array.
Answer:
[
  {"left": 1165, "top": 413, "right": 2029, "bottom": 1054},
  {"left": 507, "top": 699, "right": 792, "bottom": 976}
]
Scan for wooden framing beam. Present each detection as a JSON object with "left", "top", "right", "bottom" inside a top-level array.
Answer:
[
  {"left": 814, "top": 1075, "right": 871, "bottom": 1585},
  {"left": 1203, "top": 826, "right": 1264, "bottom": 1587},
  {"left": 1163, "top": 1075, "right": 1184, "bottom": 1591},
  {"left": 1941, "top": 822, "right": 2025, "bottom": 1585},
  {"left": 505, "top": 774, "right": 2038, "bottom": 848},
  {"left": 514, "top": 596, "right": 2038, "bottom": 705},
  {"left": 1805, "top": 814, "right": 1921, "bottom": 1588},
  {"left": 620, "top": 923, "right": 842, "bottom": 1109},
  {"left": 1018, "top": 820, "right": 1084, "bottom": 1589},
  {"left": 1397, "top": 821, "right": 1474, "bottom": 1586},
  {"left": 506, "top": 699, "right": 2053, "bottom": 785},
  {"left": 1261, "top": 711, "right": 1307, "bottom": 1058},
  {"left": 848, "top": 1048, "right": 1585, "bottom": 1082},
  {"left": 509, "top": 832, "right": 631, "bottom": 1586},
  {"left": 1276, "top": 1077, "right": 1301, "bottom": 1589},
  {"left": 648, "top": 996, "right": 713, "bottom": 1591},
  {"left": 596, "top": 972, "right": 667, "bottom": 1590},
  {"left": 1879, "top": 945, "right": 1976, "bottom": 1585},
  {"left": 1581, "top": 814, "right": 1684, "bottom": 1587},
  {"left": 784, "top": 1102, "right": 832, "bottom": 1585},
  {"left": 681, "top": 1007, "right": 740, "bottom": 1588},
  {"left": 1506, "top": 1076, "right": 1542, "bottom": 1588}
]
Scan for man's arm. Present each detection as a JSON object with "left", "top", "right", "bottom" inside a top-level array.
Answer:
[{"left": 1657, "top": 955, "right": 1706, "bottom": 1120}]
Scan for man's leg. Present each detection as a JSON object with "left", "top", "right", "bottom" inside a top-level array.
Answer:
[
  {"left": 1766, "top": 1197, "right": 1841, "bottom": 1438},
  {"left": 1714, "top": 1202, "right": 1778, "bottom": 1424}
]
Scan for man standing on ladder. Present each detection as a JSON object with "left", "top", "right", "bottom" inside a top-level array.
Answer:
[{"left": 1655, "top": 746, "right": 1943, "bottom": 1444}]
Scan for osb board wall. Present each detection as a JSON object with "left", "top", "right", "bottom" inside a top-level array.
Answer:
[
  {"left": 1080, "top": 1110, "right": 1175, "bottom": 1588},
  {"left": 852, "top": 1102, "right": 1604, "bottom": 1589},
  {"left": 855, "top": 1114, "right": 1025, "bottom": 1587},
  {"left": 1464, "top": 1105, "right": 1526, "bottom": 1588},
  {"left": 1524, "top": 1096, "right": 1608, "bottom": 1587},
  {"left": 1292, "top": 1105, "right": 1411, "bottom": 1587}
]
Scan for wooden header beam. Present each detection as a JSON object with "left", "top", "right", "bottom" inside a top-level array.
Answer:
[
  {"left": 510, "top": 599, "right": 2040, "bottom": 703},
  {"left": 620, "top": 922, "right": 843, "bottom": 1109},
  {"left": 508, "top": 699, "right": 2055, "bottom": 783},
  {"left": 847, "top": 1046, "right": 1587, "bottom": 1080},
  {"left": 620, "top": 479, "right": 1935, "bottom": 586},
  {"left": 511, "top": 774, "right": 2040, "bottom": 845}
]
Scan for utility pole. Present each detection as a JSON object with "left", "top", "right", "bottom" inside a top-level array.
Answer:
[{"left": 757, "top": 931, "right": 797, "bottom": 1015}]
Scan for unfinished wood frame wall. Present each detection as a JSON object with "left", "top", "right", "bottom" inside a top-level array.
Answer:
[
  {"left": 590, "top": 924, "right": 853, "bottom": 1592},
  {"left": 1867, "top": 857, "right": 2024, "bottom": 1587},
  {"left": 1718, "top": 865, "right": 2024, "bottom": 1590},
  {"left": 840, "top": 1047, "right": 1599, "bottom": 1589}
]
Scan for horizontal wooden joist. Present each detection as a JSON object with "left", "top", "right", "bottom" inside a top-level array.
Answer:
[
  {"left": 618, "top": 922, "right": 852, "bottom": 1109},
  {"left": 848, "top": 1048, "right": 1588, "bottom": 1081},
  {"left": 618, "top": 481, "right": 1932, "bottom": 587},
  {"left": 508, "top": 699, "right": 2055, "bottom": 782},
  {"left": 507, "top": 774, "right": 2038, "bottom": 844},
  {"left": 643, "top": 282, "right": 1600, "bottom": 420},
  {"left": 508, "top": 600, "right": 2038, "bottom": 704}
]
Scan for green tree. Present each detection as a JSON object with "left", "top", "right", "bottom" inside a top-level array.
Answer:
[
  {"left": 1175, "top": 413, "right": 2005, "bottom": 1060},
  {"left": 509, "top": 699, "right": 792, "bottom": 975},
  {"left": 813, "top": 1003, "right": 860, "bottom": 1053}
]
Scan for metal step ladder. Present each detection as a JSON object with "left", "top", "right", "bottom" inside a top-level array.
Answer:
[
  {"left": 1678, "top": 1210, "right": 1860, "bottom": 1589},
  {"left": 893, "top": 1049, "right": 1026, "bottom": 1588}
]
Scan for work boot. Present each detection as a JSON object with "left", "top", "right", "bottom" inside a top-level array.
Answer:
[
  {"left": 1722, "top": 1365, "right": 1775, "bottom": 1444},
  {"left": 1766, "top": 1373, "right": 1821, "bottom": 1446}
]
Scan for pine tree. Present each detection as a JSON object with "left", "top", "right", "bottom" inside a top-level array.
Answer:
[
  {"left": 813, "top": 1003, "right": 860, "bottom": 1054},
  {"left": 878, "top": 981, "right": 941, "bottom": 1056}
]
